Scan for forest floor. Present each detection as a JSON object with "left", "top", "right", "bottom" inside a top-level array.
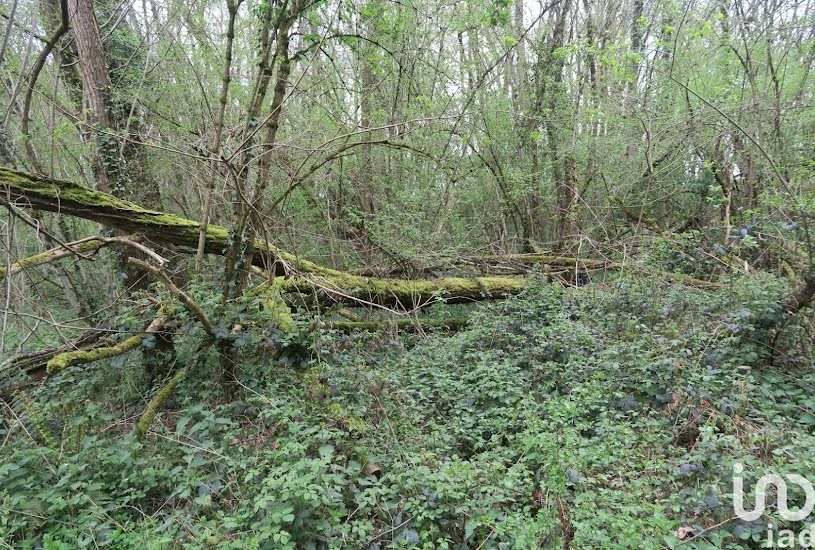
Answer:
[{"left": 2, "top": 272, "right": 814, "bottom": 549}]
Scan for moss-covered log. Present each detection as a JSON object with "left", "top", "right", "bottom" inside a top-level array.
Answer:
[
  {"left": 0, "top": 329, "right": 106, "bottom": 395},
  {"left": 2, "top": 167, "right": 534, "bottom": 304},
  {"left": 135, "top": 367, "right": 187, "bottom": 437},
  {"left": 0, "top": 167, "right": 401, "bottom": 284},
  {"left": 325, "top": 318, "right": 468, "bottom": 332},
  {"left": 336, "top": 308, "right": 363, "bottom": 322},
  {"left": 0, "top": 234, "right": 151, "bottom": 279},
  {"left": 1, "top": 238, "right": 107, "bottom": 279},
  {"left": 0, "top": 166, "right": 292, "bottom": 275},
  {"left": 354, "top": 254, "right": 719, "bottom": 290},
  {"left": 2, "top": 166, "right": 719, "bottom": 306},
  {"left": 274, "top": 273, "right": 527, "bottom": 307},
  {"left": 457, "top": 254, "right": 611, "bottom": 269},
  {"left": 353, "top": 254, "right": 611, "bottom": 277},
  {"left": 47, "top": 315, "right": 169, "bottom": 373}
]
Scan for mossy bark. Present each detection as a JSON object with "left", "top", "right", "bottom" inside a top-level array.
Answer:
[
  {"left": 0, "top": 167, "right": 280, "bottom": 268},
  {"left": 274, "top": 273, "right": 527, "bottom": 307},
  {"left": 1, "top": 166, "right": 329, "bottom": 277},
  {"left": 0, "top": 235, "right": 147, "bottom": 279},
  {"left": 0, "top": 238, "right": 105, "bottom": 279},
  {"left": 135, "top": 367, "right": 187, "bottom": 437},
  {"left": 0, "top": 329, "right": 106, "bottom": 397},
  {"left": 325, "top": 318, "right": 468, "bottom": 332},
  {"left": 1, "top": 328, "right": 104, "bottom": 375},
  {"left": 1, "top": 167, "right": 532, "bottom": 305},
  {"left": 2, "top": 167, "right": 721, "bottom": 305},
  {"left": 262, "top": 279, "right": 295, "bottom": 330},
  {"left": 46, "top": 315, "right": 169, "bottom": 373}
]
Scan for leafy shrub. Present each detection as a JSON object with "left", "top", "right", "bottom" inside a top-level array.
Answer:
[{"left": 2, "top": 275, "right": 814, "bottom": 548}]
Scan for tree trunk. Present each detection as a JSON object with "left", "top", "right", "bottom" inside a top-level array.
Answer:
[
  {"left": 785, "top": 271, "right": 815, "bottom": 315},
  {"left": 538, "top": 0, "right": 576, "bottom": 251},
  {"left": 223, "top": 0, "right": 299, "bottom": 299},
  {"left": 67, "top": 0, "right": 117, "bottom": 193},
  {"left": 195, "top": 0, "right": 239, "bottom": 273},
  {"left": 0, "top": 166, "right": 533, "bottom": 306}
]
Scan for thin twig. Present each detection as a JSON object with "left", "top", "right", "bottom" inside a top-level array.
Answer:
[{"left": 127, "top": 258, "right": 215, "bottom": 336}]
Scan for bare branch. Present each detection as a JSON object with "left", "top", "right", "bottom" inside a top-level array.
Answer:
[{"left": 127, "top": 258, "right": 214, "bottom": 336}]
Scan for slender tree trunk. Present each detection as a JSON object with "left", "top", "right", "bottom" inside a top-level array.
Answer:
[
  {"left": 223, "top": 0, "right": 299, "bottom": 299},
  {"left": 67, "top": 0, "right": 117, "bottom": 193},
  {"left": 540, "top": 0, "right": 577, "bottom": 251},
  {"left": 358, "top": 31, "right": 376, "bottom": 219},
  {"left": 196, "top": 0, "right": 240, "bottom": 273}
]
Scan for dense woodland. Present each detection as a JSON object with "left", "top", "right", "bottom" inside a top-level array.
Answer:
[{"left": 1, "top": 0, "right": 814, "bottom": 546}]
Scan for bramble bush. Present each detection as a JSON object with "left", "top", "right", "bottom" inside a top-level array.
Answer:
[{"left": 2, "top": 274, "right": 814, "bottom": 548}]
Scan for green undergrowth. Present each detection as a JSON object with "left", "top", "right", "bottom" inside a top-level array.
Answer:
[{"left": 2, "top": 274, "right": 814, "bottom": 549}]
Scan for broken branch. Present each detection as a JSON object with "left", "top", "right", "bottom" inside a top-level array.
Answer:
[
  {"left": 127, "top": 258, "right": 214, "bottom": 336},
  {"left": 0, "top": 234, "right": 167, "bottom": 279},
  {"left": 46, "top": 315, "right": 169, "bottom": 373}
]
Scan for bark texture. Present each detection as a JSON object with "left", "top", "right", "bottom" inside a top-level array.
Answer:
[
  {"left": 1, "top": 167, "right": 531, "bottom": 304},
  {"left": 67, "top": 0, "right": 118, "bottom": 192},
  {"left": 785, "top": 270, "right": 815, "bottom": 315},
  {"left": 0, "top": 234, "right": 147, "bottom": 279},
  {"left": 0, "top": 166, "right": 724, "bottom": 305}
]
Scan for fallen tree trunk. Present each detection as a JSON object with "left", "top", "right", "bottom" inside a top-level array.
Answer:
[
  {"left": 457, "top": 254, "right": 611, "bottom": 269},
  {"left": 1, "top": 166, "right": 720, "bottom": 307},
  {"left": 0, "top": 167, "right": 368, "bottom": 279},
  {"left": 0, "top": 327, "right": 105, "bottom": 381},
  {"left": 47, "top": 315, "right": 169, "bottom": 373},
  {"left": 0, "top": 166, "right": 280, "bottom": 268},
  {"left": 1, "top": 167, "right": 533, "bottom": 304},
  {"left": 0, "top": 318, "right": 167, "bottom": 395},
  {"left": 351, "top": 254, "right": 612, "bottom": 277},
  {"left": 136, "top": 366, "right": 187, "bottom": 437},
  {"left": 0, "top": 234, "right": 162, "bottom": 279},
  {"left": 276, "top": 273, "right": 526, "bottom": 307},
  {"left": 1, "top": 238, "right": 112, "bottom": 279}
]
